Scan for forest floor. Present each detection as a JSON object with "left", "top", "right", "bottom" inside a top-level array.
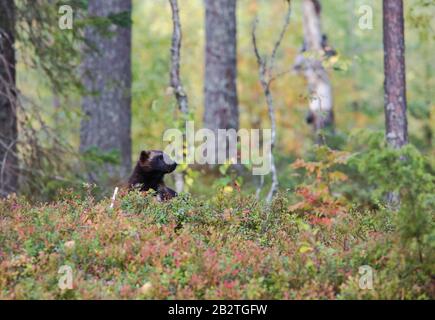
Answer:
[{"left": 0, "top": 188, "right": 433, "bottom": 300}]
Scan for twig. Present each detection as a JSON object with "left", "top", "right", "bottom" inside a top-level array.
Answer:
[
  {"left": 110, "top": 187, "right": 119, "bottom": 209},
  {"left": 270, "top": 6, "right": 292, "bottom": 76}
]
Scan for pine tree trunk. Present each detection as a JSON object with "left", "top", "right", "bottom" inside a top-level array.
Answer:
[
  {"left": 296, "top": 0, "right": 334, "bottom": 141},
  {"left": 81, "top": 0, "right": 132, "bottom": 183},
  {"left": 383, "top": 0, "right": 408, "bottom": 149},
  {"left": 0, "top": 1, "right": 18, "bottom": 196},
  {"left": 203, "top": 0, "right": 239, "bottom": 134}
]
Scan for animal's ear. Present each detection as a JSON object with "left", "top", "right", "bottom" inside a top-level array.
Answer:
[{"left": 139, "top": 150, "right": 150, "bottom": 163}]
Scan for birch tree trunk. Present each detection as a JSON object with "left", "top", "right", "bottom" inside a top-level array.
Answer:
[
  {"left": 169, "top": 0, "right": 188, "bottom": 193},
  {"left": 81, "top": 0, "right": 132, "bottom": 183},
  {"left": 383, "top": 0, "right": 408, "bottom": 149},
  {"left": 295, "top": 0, "right": 334, "bottom": 141},
  {"left": 0, "top": 1, "right": 18, "bottom": 196},
  {"left": 203, "top": 0, "right": 239, "bottom": 154}
]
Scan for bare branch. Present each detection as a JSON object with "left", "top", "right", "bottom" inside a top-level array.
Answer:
[
  {"left": 251, "top": 18, "right": 263, "bottom": 68},
  {"left": 251, "top": 2, "right": 292, "bottom": 203},
  {"left": 270, "top": 3, "right": 292, "bottom": 73},
  {"left": 269, "top": 68, "right": 292, "bottom": 84}
]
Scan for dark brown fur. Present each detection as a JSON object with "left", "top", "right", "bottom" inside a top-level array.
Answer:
[{"left": 128, "top": 150, "right": 177, "bottom": 201}]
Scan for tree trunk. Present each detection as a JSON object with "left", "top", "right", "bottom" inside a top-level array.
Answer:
[
  {"left": 203, "top": 0, "right": 239, "bottom": 134},
  {"left": 0, "top": 1, "right": 18, "bottom": 196},
  {"left": 295, "top": 0, "right": 334, "bottom": 141},
  {"left": 169, "top": 0, "right": 188, "bottom": 193},
  {"left": 383, "top": 0, "right": 408, "bottom": 149},
  {"left": 81, "top": 0, "right": 132, "bottom": 183}
]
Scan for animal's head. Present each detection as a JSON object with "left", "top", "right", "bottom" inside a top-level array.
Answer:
[{"left": 137, "top": 150, "right": 177, "bottom": 174}]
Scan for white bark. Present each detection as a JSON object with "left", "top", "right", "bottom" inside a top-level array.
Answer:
[
  {"left": 295, "top": 0, "right": 334, "bottom": 140},
  {"left": 169, "top": 0, "right": 188, "bottom": 193}
]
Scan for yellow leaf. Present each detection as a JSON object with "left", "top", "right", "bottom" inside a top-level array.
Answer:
[
  {"left": 139, "top": 282, "right": 152, "bottom": 296},
  {"left": 329, "top": 171, "right": 348, "bottom": 182},
  {"left": 299, "top": 245, "right": 313, "bottom": 254},
  {"left": 223, "top": 186, "right": 233, "bottom": 193},
  {"left": 185, "top": 176, "right": 194, "bottom": 186},
  {"left": 329, "top": 55, "right": 339, "bottom": 65}
]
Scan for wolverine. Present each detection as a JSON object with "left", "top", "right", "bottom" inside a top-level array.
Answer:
[{"left": 128, "top": 150, "right": 177, "bottom": 201}]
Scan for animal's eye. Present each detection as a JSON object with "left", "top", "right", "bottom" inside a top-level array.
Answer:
[{"left": 158, "top": 155, "right": 164, "bottom": 160}]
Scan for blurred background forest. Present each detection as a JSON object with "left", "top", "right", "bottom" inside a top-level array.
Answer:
[
  {"left": 1, "top": 0, "right": 434, "bottom": 200},
  {"left": 1, "top": 0, "right": 434, "bottom": 300}
]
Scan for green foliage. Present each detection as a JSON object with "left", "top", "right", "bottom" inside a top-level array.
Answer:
[
  {"left": 82, "top": 147, "right": 121, "bottom": 168},
  {"left": 16, "top": 0, "right": 86, "bottom": 94},
  {"left": 12, "top": 0, "right": 139, "bottom": 202},
  {"left": 345, "top": 131, "right": 434, "bottom": 272},
  {"left": 407, "top": 0, "right": 435, "bottom": 41}
]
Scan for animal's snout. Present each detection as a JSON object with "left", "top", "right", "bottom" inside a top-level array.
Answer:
[
  {"left": 163, "top": 153, "right": 175, "bottom": 165},
  {"left": 163, "top": 154, "right": 177, "bottom": 172},
  {"left": 165, "top": 161, "right": 177, "bottom": 173}
]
